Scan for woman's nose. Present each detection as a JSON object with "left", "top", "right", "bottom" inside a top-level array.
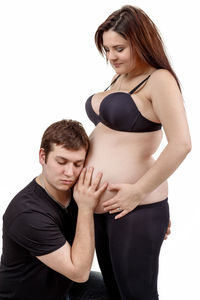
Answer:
[{"left": 107, "top": 50, "right": 117, "bottom": 61}]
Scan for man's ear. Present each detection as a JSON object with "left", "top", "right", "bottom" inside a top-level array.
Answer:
[{"left": 39, "top": 148, "right": 46, "bottom": 165}]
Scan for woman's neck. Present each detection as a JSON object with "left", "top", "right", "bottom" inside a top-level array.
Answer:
[{"left": 126, "top": 60, "right": 155, "bottom": 80}]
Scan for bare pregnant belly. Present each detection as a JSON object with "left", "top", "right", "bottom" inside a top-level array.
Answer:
[{"left": 85, "top": 154, "right": 168, "bottom": 213}]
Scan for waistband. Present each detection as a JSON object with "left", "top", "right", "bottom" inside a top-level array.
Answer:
[
  {"left": 137, "top": 198, "right": 168, "bottom": 209},
  {"left": 94, "top": 198, "right": 168, "bottom": 217}
]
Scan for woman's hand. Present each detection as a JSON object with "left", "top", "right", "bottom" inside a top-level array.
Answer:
[
  {"left": 73, "top": 167, "right": 108, "bottom": 212},
  {"left": 164, "top": 220, "right": 171, "bottom": 240},
  {"left": 103, "top": 183, "right": 144, "bottom": 219}
]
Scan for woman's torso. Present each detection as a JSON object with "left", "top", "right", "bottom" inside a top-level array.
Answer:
[{"left": 85, "top": 72, "right": 168, "bottom": 213}]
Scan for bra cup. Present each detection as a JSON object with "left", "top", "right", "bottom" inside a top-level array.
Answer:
[
  {"left": 133, "top": 114, "right": 161, "bottom": 132},
  {"left": 85, "top": 95, "right": 100, "bottom": 126},
  {"left": 85, "top": 91, "right": 162, "bottom": 132},
  {"left": 99, "top": 93, "right": 140, "bottom": 132}
]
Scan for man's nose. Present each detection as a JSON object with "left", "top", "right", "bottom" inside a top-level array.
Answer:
[{"left": 64, "top": 163, "right": 74, "bottom": 176}]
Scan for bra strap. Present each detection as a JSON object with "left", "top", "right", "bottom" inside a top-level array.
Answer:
[
  {"left": 129, "top": 75, "right": 151, "bottom": 94},
  {"left": 104, "top": 74, "right": 121, "bottom": 91}
]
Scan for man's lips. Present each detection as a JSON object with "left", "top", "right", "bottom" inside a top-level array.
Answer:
[{"left": 60, "top": 179, "right": 74, "bottom": 185}]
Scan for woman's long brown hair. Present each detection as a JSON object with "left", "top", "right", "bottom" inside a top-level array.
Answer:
[{"left": 95, "top": 5, "right": 181, "bottom": 90}]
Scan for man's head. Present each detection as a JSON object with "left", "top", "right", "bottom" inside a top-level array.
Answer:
[
  {"left": 39, "top": 119, "right": 89, "bottom": 192},
  {"left": 40, "top": 119, "right": 89, "bottom": 162}
]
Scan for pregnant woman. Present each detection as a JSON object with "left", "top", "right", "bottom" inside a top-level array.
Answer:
[{"left": 85, "top": 5, "right": 191, "bottom": 300}]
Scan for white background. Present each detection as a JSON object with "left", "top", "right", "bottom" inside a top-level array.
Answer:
[{"left": 0, "top": 0, "right": 199, "bottom": 299}]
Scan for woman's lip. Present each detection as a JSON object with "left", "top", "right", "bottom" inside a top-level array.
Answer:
[{"left": 113, "top": 63, "right": 121, "bottom": 68}]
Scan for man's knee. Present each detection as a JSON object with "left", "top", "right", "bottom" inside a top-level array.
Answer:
[{"left": 67, "top": 271, "right": 110, "bottom": 300}]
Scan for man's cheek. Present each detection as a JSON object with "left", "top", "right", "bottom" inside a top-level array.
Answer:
[{"left": 76, "top": 168, "right": 84, "bottom": 179}]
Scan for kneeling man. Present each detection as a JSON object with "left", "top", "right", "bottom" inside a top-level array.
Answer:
[{"left": 0, "top": 119, "right": 109, "bottom": 300}]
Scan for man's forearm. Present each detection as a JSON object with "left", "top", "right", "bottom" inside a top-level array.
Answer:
[{"left": 71, "top": 209, "right": 95, "bottom": 281}]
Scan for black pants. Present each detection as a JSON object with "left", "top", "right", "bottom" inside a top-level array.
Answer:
[
  {"left": 94, "top": 199, "right": 169, "bottom": 300},
  {"left": 66, "top": 271, "right": 110, "bottom": 300}
]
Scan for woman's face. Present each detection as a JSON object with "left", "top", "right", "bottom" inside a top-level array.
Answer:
[{"left": 102, "top": 30, "right": 137, "bottom": 74}]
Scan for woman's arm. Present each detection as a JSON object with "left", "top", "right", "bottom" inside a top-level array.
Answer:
[
  {"left": 135, "top": 69, "right": 191, "bottom": 194},
  {"left": 103, "top": 69, "right": 191, "bottom": 219}
]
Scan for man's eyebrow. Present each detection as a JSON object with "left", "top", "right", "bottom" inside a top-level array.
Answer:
[
  {"left": 74, "top": 159, "right": 85, "bottom": 163},
  {"left": 56, "top": 156, "right": 67, "bottom": 160},
  {"left": 56, "top": 156, "right": 85, "bottom": 163}
]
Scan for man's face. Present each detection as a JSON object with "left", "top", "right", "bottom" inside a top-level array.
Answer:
[{"left": 39, "top": 144, "right": 86, "bottom": 192}]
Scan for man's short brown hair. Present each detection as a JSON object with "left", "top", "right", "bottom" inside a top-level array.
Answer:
[{"left": 40, "top": 119, "right": 89, "bottom": 161}]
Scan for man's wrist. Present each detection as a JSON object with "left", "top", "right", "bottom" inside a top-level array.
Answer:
[{"left": 78, "top": 207, "right": 95, "bottom": 216}]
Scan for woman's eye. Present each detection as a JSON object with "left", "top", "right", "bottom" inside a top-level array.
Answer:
[{"left": 117, "top": 48, "right": 124, "bottom": 52}]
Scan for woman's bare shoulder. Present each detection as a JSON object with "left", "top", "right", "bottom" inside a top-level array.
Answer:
[{"left": 150, "top": 69, "right": 177, "bottom": 86}]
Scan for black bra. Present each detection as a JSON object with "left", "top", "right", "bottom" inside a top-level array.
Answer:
[{"left": 85, "top": 75, "right": 162, "bottom": 132}]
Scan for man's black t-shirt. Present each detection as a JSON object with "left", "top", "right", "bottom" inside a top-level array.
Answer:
[{"left": 0, "top": 179, "right": 78, "bottom": 300}]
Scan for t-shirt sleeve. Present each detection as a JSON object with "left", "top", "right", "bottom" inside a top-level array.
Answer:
[{"left": 8, "top": 211, "right": 66, "bottom": 256}]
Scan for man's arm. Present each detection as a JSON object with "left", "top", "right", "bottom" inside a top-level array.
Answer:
[{"left": 37, "top": 167, "right": 107, "bottom": 282}]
